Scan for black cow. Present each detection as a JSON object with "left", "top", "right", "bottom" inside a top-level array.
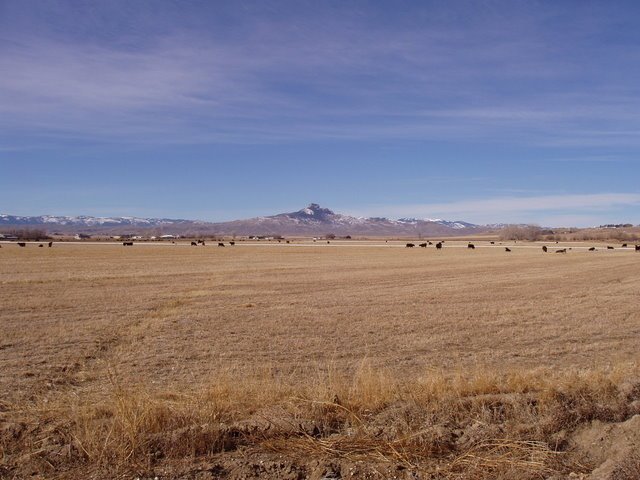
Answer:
[
  {"left": 588, "top": 247, "right": 596, "bottom": 251},
  {"left": 428, "top": 241, "right": 433, "bottom": 245},
  {"left": 556, "top": 248, "right": 567, "bottom": 253},
  {"left": 218, "top": 242, "right": 225, "bottom": 247},
  {"left": 38, "top": 244, "right": 43, "bottom": 247},
  {"left": 419, "top": 243, "right": 427, "bottom": 248},
  {"left": 436, "top": 242, "right": 443, "bottom": 250},
  {"left": 123, "top": 241, "right": 133, "bottom": 246},
  {"left": 17, "top": 242, "right": 26, "bottom": 247},
  {"left": 542, "top": 246, "right": 548, "bottom": 253},
  {"left": 197, "top": 239, "right": 204, "bottom": 244},
  {"left": 636, "top": 245, "right": 640, "bottom": 251},
  {"left": 286, "top": 240, "right": 290, "bottom": 244},
  {"left": 406, "top": 243, "right": 415, "bottom": 248},
  {"left": 229, "top": 241, "right": 235, "bottom": 246},
  {"left": 622, "top": 243, "right": 628, "bottom": 248},
  {"left": 467, "top": 243, "right": 475, "bottom": 249},
  {"left": 607, "top": 246, "right": 614, "bottom": 250},
  {"left": 490, "top": 241, "right": 495, "bottom": 245},
  {"left": 505, "top": 247, "right": 511, "bottom": 252},
  {"left": 191, "top": 241, "right": 197, "bottom": 246},
  {"left": 48, "top": 241, "right": 53, "bottom": 247}
]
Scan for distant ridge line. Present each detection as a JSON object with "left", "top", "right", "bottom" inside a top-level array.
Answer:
[{"left": 0, "top": 204, "right": 494, "bottom": 236}]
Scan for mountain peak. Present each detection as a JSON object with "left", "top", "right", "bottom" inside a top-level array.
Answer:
[
  {"left": 0, "top": 207, "right": 481, "bottom": 235},
  {"left": 269, "top": 204, "right": 338, "bottom": 223},
  {"left": 299, "top": 203, "right": 334, "bottom": 216}
]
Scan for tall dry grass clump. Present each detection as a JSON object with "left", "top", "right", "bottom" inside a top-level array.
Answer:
[{"left": 2, "top": 361, "right": 639, "bottom": 478}]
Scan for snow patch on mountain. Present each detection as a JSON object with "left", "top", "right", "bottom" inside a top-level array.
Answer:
[
  {"left": 0, "top": 204, "right": 483, "bottom": 235},
  {"left": 0, "top": 214, "right": 190, "bottom": 227}
]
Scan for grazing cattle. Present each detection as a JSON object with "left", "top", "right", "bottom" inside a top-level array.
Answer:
[
  {"left": 542, "top": 246, "right": 548, "bottom": 253},
  {"left": 556, "top": 248, "right": 567, "bottom": 253},
  {"left": 48, "top": 241, "right": 53, "bottom": 247},
  {"left": 229, "top": 241, "right": 235, "bottom": 246},
  {"left": 419, "top": 243, "right": 427, "bottom": 248},
  {"left": 505, "top": 247, "right": 511, "bottom": 252},
  {"left": 490, "top": 241, "right": 495, "bottom": 245},
  {"left": 327, "top": 241, "right": 330, "bottom": 244},
  {"left": 467, "top": 243, "right": 475, "bottom": 249},
  {"left": 607, "top": 246, "right": 614, "bottom": 250},
  {"left": 218, "top": 242, "right": 225, "bottom": 247},
  {"left": 286, "top": 240, "right": 290, "bottom": 244},
  {"left": 622, "top": 243, "right": 628, "bottom": 247},
  {"left": 123, "top": 241, "right": 133, "bottom": 246},
  {"left": 588, "top": 247, "right": 596, "bottom": 251},
  {"left": 405, "top": 243, "right": 415, "bottom": 248},
  {"left": 435, "top": 242, "right": 443, "bottom": 250},
  {"left": 38, "top": 244, "right": 43, "bottom": 247},
  {"left": 191, "top": 241, "right": 198, "bottom": 246},
  {"left": 636, "top": 245, "right": 640, "bottom": 251},
  {"left": 428, "top": 241, "right": 433, "bottom": 245},
  {"left": 17, "top": 242, "right": 26, "bottom": 247},
  {"left": 197, "top": 239, "right": 204, "bottom": 244}
]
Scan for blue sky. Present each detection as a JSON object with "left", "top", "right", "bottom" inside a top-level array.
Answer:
[{"left": 1, "top": 0, "right": 639, "bottom": 226}]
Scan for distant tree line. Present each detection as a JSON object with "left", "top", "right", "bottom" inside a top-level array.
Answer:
[
  {"left": 0, "top": 228, "right": 51, "bottom": 240},
  {"left": 599, "top": 223, "right": 634, "bottom": 228},
  {"left": 499, "top": 225, "right": 546, "bottom": 241}
]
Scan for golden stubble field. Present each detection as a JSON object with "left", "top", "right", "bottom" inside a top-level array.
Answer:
[{"left": 1, "top": 241, "right": 640, "bottom": 479}]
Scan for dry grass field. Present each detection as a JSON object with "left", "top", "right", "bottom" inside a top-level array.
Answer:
[{"left": 1, "top": 241, "right": 640, "bottom": 479}]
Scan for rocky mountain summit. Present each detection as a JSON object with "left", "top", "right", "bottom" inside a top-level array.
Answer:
[{"left": 0, "top": 204, "right": 485, "bottom": 236}]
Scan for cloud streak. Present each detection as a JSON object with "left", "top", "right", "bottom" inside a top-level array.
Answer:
[
  {"left": 3, "top": 2, "right": 640, "bottom": 148},
  {"left": 351, "top": 193, "right": 640, "bottom": 226}
]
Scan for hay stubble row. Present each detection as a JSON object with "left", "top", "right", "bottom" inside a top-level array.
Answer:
[{"left": 2, "top": 244, "right": 638, "bottom": 395}]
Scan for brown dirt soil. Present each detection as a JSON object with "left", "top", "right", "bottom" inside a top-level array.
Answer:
[{"left": 1, "top": 242, "right": 640, "bottom": 478}]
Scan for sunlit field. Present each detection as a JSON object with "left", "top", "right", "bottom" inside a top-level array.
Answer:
[{"left": 1, "top": 241, "right": 639, "bottom": 478}]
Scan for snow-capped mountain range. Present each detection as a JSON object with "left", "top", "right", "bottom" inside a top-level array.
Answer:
[
  {"left": 0, "top": 214, "right": 195, "bottom": 227},
  {"left": 0, "top": 204, "right": 487, "bottom": 236}
]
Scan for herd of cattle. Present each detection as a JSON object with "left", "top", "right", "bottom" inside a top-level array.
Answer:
[
  {"left": 3, "top": 241, "right": 640, "bottom": 252},
  {"left": 405, "top": 241, "right": 443, "bottom": 249},
  {"left": 9, "top": 241, "right": 54, "bottom": 248},
  {"left": 404, "top": 242, "right": 640, "bottom": 253}
]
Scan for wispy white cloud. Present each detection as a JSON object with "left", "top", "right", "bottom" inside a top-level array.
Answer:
[
  {"left": 3, "top": 3, "right": 640, "bottom": 148},
  {"left": 349, "top": 193, "right": 640, "bottom": 226}
]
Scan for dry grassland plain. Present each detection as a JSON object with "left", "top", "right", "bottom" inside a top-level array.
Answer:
[{"left": 1, "top": 242, "right": 640, "bottom": 479}]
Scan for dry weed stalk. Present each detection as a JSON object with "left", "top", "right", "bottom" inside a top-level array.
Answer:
[
  {"left": 2, "top": 360, "right": 639, "bottom": 478},
  {"left": 450, "top": 439, "right": 558, "bottom": 474}
]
